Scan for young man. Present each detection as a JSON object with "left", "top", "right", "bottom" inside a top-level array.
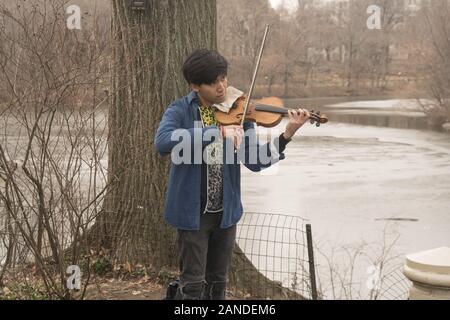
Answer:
[{"left": 155, "top": 49, "right": 310, "bottom": 300}]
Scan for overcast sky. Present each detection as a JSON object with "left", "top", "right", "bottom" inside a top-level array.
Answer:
[
  {"left": 269, "top": 0, "right": 337, "bottom": 12},
  {"left": 269, "top": 0, "right": 299, "bottom": 11}
]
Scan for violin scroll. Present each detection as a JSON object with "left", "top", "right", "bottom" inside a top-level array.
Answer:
[{"left": 309, "top": 110, "right": 328, "bottom": 127}]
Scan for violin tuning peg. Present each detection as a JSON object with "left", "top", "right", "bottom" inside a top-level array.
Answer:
[{"left": 317, "top": 111, "right": 321, "bottom": 115}]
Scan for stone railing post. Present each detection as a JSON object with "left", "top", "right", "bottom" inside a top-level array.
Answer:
[{"left": 403, "top": 247, "right": 450, "bottom": 300}]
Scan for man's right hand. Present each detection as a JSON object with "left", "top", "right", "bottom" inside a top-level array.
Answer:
[{"left": 221, "top": 125, "right": 244, "bottom": 149}]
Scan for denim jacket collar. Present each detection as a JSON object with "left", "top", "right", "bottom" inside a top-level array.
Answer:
[
  {"left": 187, "top": 91, "right": 200, "bottom": 121},
  {"left": 187, "top": 90, "right": 198, "bottom": 105}
]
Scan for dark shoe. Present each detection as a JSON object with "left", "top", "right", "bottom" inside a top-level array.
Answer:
[
  {"left": 176, "top": 281, "right": 206, "bottom": 300},
  {"left": 202, "top": 281, "right": 227, "bottom": 300},
  {"left": 164, "top": 278, "right": 180, "bottom": 300}
]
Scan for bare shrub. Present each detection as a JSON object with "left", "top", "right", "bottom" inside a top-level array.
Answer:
[{"left": 0, "top": 0, "right": 111, "bottom": 299}]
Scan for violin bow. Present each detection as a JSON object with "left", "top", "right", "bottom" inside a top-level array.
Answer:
[{"left": 240, "top": 24, "right": 270, "bottom": 127}]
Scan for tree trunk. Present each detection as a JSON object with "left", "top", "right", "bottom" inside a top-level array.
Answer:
[
  {"left": 283, "top": 65, "right": 289, "bottom": 97},
  {"left": 95, "top": 0, "right": 216, "bottom": 269},
  {"left": 347, "top": 40, "right": 354, "bottom": 88}
]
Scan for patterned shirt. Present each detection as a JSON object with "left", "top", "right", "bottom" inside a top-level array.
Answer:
[{"left": 198, "top": 105, "right": 224, "bottom": 214}]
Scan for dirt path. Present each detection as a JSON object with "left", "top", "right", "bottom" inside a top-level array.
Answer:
[{"left": 83, "top": 277, "right": 166, "bottom": 300}]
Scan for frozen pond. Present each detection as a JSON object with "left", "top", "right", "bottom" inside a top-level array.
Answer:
[{"left": 239, "top": 99, "right": 450, "bottom": 299}]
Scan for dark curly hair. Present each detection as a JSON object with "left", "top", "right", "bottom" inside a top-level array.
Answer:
[{"left": 182, "top": 49, "right": 228, "bottom": 85}]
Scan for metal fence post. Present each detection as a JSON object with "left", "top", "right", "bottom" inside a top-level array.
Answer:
[{"left": 306, "top": 224, "right": 318, "bottom": 300}]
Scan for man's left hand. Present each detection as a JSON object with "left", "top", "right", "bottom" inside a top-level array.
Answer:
[{"left": 283, "top": 108, "right": 310, "bottom": 140}]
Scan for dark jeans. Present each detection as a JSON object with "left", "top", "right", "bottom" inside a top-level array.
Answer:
[{"left": 175, "top": 213, "right": 236, "bottom": 300}]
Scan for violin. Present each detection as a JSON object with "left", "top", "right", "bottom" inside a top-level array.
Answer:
[{"left": 214, "top": 95, "right": 328, "bottom": 128}]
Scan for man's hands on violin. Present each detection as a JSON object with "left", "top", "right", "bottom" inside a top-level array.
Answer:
[
  {"left": 219, "top": 107, "right": 310, "bottom": 149},
  {"left": 283, "top": 108, "right": 310, "bottom": 140},
  {"left": 219, "top": 101, "right": 255, "bottom": 149},
  {"left": 247, "top": 101, "right": 311, "bottom": 140}
]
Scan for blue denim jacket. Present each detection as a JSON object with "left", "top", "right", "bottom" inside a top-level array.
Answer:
[{"left": 154, "top": 91, "right": 286, "bottom": 230}]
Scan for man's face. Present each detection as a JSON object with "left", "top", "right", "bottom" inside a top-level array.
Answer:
[{"left": 191, "top": 75, "right": 228, "bottom": 106}]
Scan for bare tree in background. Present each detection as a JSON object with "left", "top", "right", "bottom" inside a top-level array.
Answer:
[
  {"left": 0, "top": 0, "right": 110, "bottom": 299},
  {"left": 215, "top": 0, "right": 428, "bottom": 97},
  {"left": 218, "top": 0, "right": 278, "bottom": 93},
  {"left": 368, "top": 0, "right": 405, "bottom": 89},
  {"left": 328, "top": 0, "right": 405, "bottom": 90},
  {"left": 420, "top": 0, "right": 450, "bottom": 124}
]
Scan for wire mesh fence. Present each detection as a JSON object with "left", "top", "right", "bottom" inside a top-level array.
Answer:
[
  {"left": 229, "top": 211, "right": 314, "bottom": 300},
  {"left": 375, "top": 263, "right": 411, "bottom": 300}
]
